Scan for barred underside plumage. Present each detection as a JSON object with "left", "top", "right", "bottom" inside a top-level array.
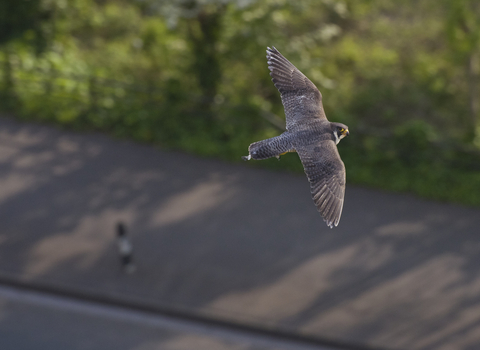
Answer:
[{"left": 243, "top": 47, "right": 348, "bottom": 228}]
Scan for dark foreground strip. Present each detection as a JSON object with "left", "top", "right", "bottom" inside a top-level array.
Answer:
[{"left": 0, "top": 272, "right": 387, "bottom": 350}]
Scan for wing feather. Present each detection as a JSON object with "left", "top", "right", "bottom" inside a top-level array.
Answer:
[
  {"left": 266, "top": 47, "right": 326, "bottom": 130},
  {"left": 296, "top": 141, "right": 346, "bottom": 228}
]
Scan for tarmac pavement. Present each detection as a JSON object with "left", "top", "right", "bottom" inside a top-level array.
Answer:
[
  {"left": 0, "top": 284, "right": 332, "bottom": 350},
  {"left": 1, "top": 116, "right": 480, "bottom": 350}
]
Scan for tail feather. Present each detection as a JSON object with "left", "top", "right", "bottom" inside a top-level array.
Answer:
[
  {"left": 244, "top": 133, "right": 294, "bottom": 160},
  {"left": 249, "top": 139, "right": 279, "bottom": 160}
]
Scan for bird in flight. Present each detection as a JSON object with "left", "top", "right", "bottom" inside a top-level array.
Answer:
[{"left": 243, "top": 47, "right": 349, "bottom": 228}]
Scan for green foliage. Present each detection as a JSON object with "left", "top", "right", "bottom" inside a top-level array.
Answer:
[
  {"left": 1, "top": 0, "right": 480, "bottom": 206},
  {"left": 0, "top": 0, "right": 55, "bottom": 53}
]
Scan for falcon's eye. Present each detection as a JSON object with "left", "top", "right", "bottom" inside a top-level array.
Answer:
[{"left": 338, "top": 127, "right": 344, "bottom": 132}]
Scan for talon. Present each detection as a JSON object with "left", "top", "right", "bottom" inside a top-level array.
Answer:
[{"left": 242, "top": 155, "right": 252, "bottom": 161}]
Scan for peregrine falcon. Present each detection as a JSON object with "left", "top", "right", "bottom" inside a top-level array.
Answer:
[{"left": 242, "top": 47, "right": 349, "bottom": 228}]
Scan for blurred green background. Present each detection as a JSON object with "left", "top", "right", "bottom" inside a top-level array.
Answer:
[{"left": 1, "top": 0, "right": 480, "bottom": 205}]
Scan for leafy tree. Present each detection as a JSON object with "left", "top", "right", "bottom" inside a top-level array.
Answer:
[
  {"left": 0, "top": 0, "right": 54, "bottom": 52},
  {"left": 445, "top": 0, "right": 480, "bottom": 145}
]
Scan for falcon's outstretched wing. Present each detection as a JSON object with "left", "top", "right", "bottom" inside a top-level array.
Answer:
[
  {"left": 296, "top": 141, "right": 346, "bottom": 228},
  {"left": 267, "top": 47, "right": 326, "bottom": 130}
]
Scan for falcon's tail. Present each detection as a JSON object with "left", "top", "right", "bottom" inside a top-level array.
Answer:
[{"left": 243, "top": 133, "right": 294, "bottom": 161}]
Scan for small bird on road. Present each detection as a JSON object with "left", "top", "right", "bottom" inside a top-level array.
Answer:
[
  {"left": 116, "top": 222, "right": 136, "bottom": 274},
  {"left": 243, "top": 47, "right": 349, "bottom": 228}
]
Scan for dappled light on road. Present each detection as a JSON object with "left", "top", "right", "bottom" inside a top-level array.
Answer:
[
  {"left": 150, "top": 176, "right": 238, "bottom": 228},
  {"left": 25, "top": 210, "right": 132, "bottom": 276},
  {"left": 208, "top": 243, "right": 374, "bottom": 321},
  {"left": 375, "top": 221, "right": 427, "bottom": 237}
]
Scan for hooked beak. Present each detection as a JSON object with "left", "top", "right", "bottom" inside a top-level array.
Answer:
[{"left": 343, "top": 129, "right": 350, "bottom": 137}]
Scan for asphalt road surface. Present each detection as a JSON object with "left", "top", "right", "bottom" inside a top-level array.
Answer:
[
  {"left": 1, "top": 116, "right": 480, "bottom": 350},
  {"left": 0, "top": 284, "right": 334, "bottom": 350}
]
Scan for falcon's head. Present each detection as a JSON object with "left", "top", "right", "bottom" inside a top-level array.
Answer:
[{"left": 331, "top": 123, "right": 349, "bottom": 145}]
